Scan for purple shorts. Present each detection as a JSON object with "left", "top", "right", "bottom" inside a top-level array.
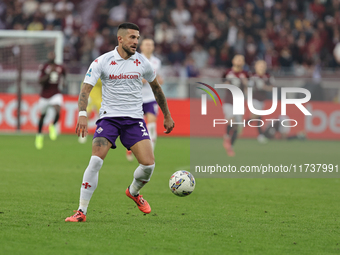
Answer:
[
  {"left": 143, "top": 101, "right": 158, "bottom": 116},
  {"left": 93, "top": 117, "right": 150, "bottom": 150}
]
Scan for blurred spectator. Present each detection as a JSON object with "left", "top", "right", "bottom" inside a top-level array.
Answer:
[
  {"left": 0, "top": 1, "right": 6, "bottom": 29},
  {"left": 190, "top": 45, "right": 208, "bottom": 68},
  {"left": 108, "top": 2, "right": 127, "bottom": 27},
  {"left": 22, "top": 0, "right": 39, "bottom": 17},
  {"left": 55, "top": 0, "right": 74, "bottom": 12},
  {"left": 178, "top": 20, "right": 196, "bottom": 44},
  {"left": 207, "top": 47, "right": 217, "bottom": 67},
  {"left": 155, "top": 22, "right": 176, "bottom": 44},
  {"left": 279, "top": 47, "right": 293, "bottom": 69},
  {"left": 168, "top": 43, "right": 185, "bottom": 64},
  {"left": 216, "top": 43, "right": 231, "bottom": 67},
  {"left": 27, "top": 13, "right": 44, "bottom": 31},
  {"left": 185, "top": 56, "right": 200, "bottom": 77},
  {"left": 171, "top": 0, "right": 191, "bottom": 28}
]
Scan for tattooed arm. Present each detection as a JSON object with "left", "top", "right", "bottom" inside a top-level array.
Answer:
[
  {"left": 76, "top": 83, "right": 93, "bottom": 137},
  {"left": 149, "top": 78, "right": 174, "bottom": 134}
]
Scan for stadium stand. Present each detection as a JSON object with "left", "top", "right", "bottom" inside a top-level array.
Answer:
[{"left": 2, "top": 0, "right": 340, "bottom": 71}]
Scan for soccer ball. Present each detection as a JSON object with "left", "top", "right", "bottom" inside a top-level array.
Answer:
[{"left": 169, "top": 170, "right": 195, "bottom": 197}]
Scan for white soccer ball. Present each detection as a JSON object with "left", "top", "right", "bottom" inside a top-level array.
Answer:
[{"left": 169, "top": 170, "right": 195, "bottom": 197}]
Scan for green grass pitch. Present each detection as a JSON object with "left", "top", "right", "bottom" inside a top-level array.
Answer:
[{"left": 0, "top": 135, "right": 339, "bottom": 254}]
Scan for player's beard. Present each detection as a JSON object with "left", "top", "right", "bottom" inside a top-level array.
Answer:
[{"left": 122, "top": 44, "right": 135, "bottom": 56}]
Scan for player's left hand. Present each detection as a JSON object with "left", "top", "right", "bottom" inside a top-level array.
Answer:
[{"left": 163, "top": 115, "right": 174, "bottom": 134}]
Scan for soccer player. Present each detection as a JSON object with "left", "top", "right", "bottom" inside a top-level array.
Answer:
[
  {"left": 35, "top": 51, "right": 66, "bottom": 150},
  {"left": 65, "top": 23, "right": 174, "bottom": 222},
  {"left": 126, "top": 38, "right": 163, "bottom": 161},
  {"left": 248, "top": 60, "right": 274, "bottom": 144},
  {"left": 221, "top": 55, "right": 248, "bottom": 156}
]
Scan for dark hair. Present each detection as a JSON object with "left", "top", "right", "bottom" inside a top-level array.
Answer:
[{"left": 118, "top": 22, "right": 140, "bottom": 31}]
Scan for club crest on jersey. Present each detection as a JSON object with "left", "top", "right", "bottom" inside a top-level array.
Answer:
[
  {"left": 96, "top": 127, "right": 103, "bottom": 134},
  {"left": 86, "top": 68, "right": 92, "bottom": 77},
  {"left": 134, "top": 59, "right": 141, "bottom": 66}
]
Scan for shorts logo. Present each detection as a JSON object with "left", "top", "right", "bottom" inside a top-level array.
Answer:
[
  {"left": 139, "top": 122, "right": 149, "bottom": 137},
  {"left": 97, "top": 127, "right": 103, "bottom": 134}
]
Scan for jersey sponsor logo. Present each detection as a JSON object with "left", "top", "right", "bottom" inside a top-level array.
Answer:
[
  {"left": 110, "top": 61, "right": 117, "bottom": 65},
  {"left": 134, "top": 59, "right": 141, "bottom": 66},
  {"left": 86, "top": 68, "right": 92, "bottom": 77},
  {"left": 109, "top": 72, "right": 141, "bottom": 80},
  {"left": 96, "top": 127, "right": 103, "bottom": 133}
]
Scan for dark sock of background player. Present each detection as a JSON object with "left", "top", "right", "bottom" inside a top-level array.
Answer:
[
  {"left": 53, "top": 111, "right": 60, "bottom": 125},
  {"left": 227, "top": 124, "right": 232, "bottom": 136},
  {"left": 227, "top": 124, "right": 238, "bottom": 145},
  {"left": 257, "top": 117, "right": 263, "bottom": 135},
  {"left": 38, "top": 107, "right": 60, "bottom": 134},
  {"left": 38, "top": 114, "right": 46, "bottom": 134},
  {"left": 231, "top": 128, "right": 238, "bottom": 145}
]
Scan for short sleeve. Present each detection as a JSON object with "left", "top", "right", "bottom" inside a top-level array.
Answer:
[
  {"left": 83, "top": 59, "right": 102, "bottom": 86},
  {"left": 143, "top": 59, "right": 157, "bottom": 83}
]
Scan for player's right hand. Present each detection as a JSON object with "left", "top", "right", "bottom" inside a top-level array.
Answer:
[
  {"left": 76, "top": 116, "right": 88, "bottom": 137},
  {"left": 163, "top": 115, "right": 175, "bottom": 134}
]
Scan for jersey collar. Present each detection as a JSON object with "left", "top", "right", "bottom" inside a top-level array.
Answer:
[{"left": 113, "top": 46, "right": 137, "bottom": 61}]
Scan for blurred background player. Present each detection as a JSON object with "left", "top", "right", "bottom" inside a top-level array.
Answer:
[
  {"left": 263, "top": 115, "right": 306, "bottom": 141},
  {"left": 248, "top": 60, "right": 274, "bottom": 144},
  {"left": 78, "top": 79, "right": 102, "bottom": 144},
  {"left": 35, "top": 51, "right": 66, "bottom": 149},
  {"left": 222, "top": 55, "right": 248, "bottom": 156},
  {"left": 126, "top": 38, "right": 163, "bottom": 161}
]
